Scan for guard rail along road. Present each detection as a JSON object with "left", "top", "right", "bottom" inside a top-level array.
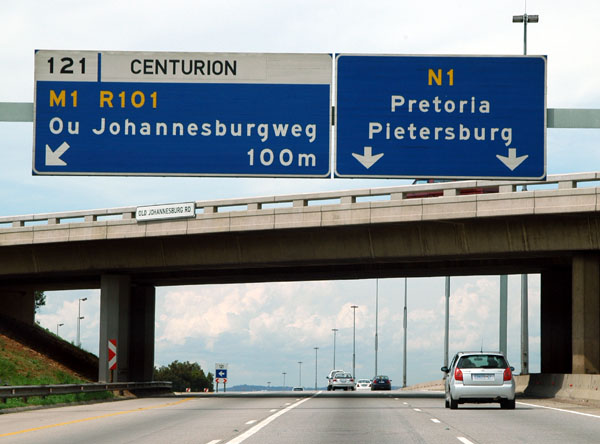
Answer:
[{"left": 0, "top": 381, "right": 172, "bottom": 403}]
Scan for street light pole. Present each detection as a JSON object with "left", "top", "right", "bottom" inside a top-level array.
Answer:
[
  {"left": 403, "top": 278, "right": 408, "bottom": 388},
  {"left": 314, "top": 347, "right": 319, "bottom": 390},
  {"left": 56, "top": 323, "right": 64, "bottom": 336},
  {"left": 77, "top": 297, "right": 87, "bottom": 347},
  {"left": 512, "top": 12, "right": 539, "bottom": 55},
  {"left": 375, "top": 279, "right": 379, "bottom": 377},
  {"left": 513, "top": 9, "right": 537, "bottom": 375},
  {"left": 282, "top": 372, "right": 286, "bottom": 390},
  {"left": 298, "top": 361, "right": 303, "bottom": 388},
  {"left": 444, "top": 276, "right": 450, "bottom": 370},
  {"left": 332, "top": 328, "right": 338, "bottom": 369},
  {"left": 351, "top": 305, "right": 358, "bottom": 379}
]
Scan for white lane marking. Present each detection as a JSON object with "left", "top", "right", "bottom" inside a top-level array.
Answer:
[
  {"left": 284, "top": 402, "right": 291, "bottom": 406},
  {"left": 225, "top": 393, "right": 319, "bottom": 444},
  {"left": 457, "top": 438, "right": 475, "bottom": 444},
  {"left": 430, "top": 418, "right": 441, "bottom": 423},
  {"left": 517, "top": 401, "right": 600, "bottom": 419},
  {"left": 413, "top": 408, "right": 422, "bottom": 412},
  {"left": 269, "top": 409, "right": 277, "bottom": 412},
  {"left": 403, "top": 402, "right": 408, "bottom": 405},
  {"left": 245, "top": 420, "right": 257, "bottom": 425},
  {"left": 206, "top": 441, "right": 221, "bottom": 444}
]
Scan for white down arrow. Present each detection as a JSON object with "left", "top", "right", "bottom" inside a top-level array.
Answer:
[
  {"left": 496, "top": 148, "right": 528, "bottom": 171},
  {"left": 352, "top": 146, "right": 384, "bottom": 169}
]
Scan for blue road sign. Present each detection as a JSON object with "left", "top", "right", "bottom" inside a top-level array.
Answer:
[
  {"left": 33, "top": 51, "right": 332, "bottom": 177},
  {"left": 216, "top": 369, "right": 228, "bottom": 379},
  {"left": 335, "top": 55, "right": 546, "bottom": 179}
]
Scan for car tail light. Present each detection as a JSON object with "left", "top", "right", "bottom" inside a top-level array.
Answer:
[
  {"left": 503, "top": 367, "right": 512, "bottom": 381},
  {"left": 333, "top": 379, "right": 337, "bottom": 382},
  {"left": 454, "top": 367, "right": 463, "bottom": 381},
  {"left": 350, "top": 379, "right": 354, "bottom": 382}
]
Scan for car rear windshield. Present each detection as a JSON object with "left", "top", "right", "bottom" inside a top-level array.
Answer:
[
  {"left": 457, "top": 355, "right": 508, "bottom": 369},
  {"left": 335, "top": 373, "right": 352, "bottom": 378}
]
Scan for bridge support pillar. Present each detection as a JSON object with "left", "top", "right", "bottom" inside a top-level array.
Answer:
[
  {"left": 0, "top": 289, "right": 35, "bottom": 324},
  {"left": 99, "top": 275, "right": 131, "bottom": 382},
  {"left": 541, "top": 268, "right": 572, "bottom": 373},
  {"left": 98, "top": 276, "right": 156, "bottom": 382},
  {"left": 572, "top": 255, "right": 600, "bottom": 374},
  {"left": 129, "top": 285, "right": 155, "bottom": 382}
]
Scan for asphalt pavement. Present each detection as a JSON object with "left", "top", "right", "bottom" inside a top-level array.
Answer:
[{"left": 1, "top": 391, "right": 600, "bottom": 443}]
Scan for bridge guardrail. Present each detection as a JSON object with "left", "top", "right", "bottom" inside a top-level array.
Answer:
[
  {"left": 0, "top": 381, "right": 172, "bottom": 402},
  {"left": 0, "top": 172, "right": 599, "bottom": 230}
]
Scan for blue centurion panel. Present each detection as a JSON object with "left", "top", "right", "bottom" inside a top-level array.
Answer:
[
  {"left": 335, "top": 55, "right": 546, "bottom": 179},
  {"left": 33, "top": 51, "right": 332, "bottom": 177}
]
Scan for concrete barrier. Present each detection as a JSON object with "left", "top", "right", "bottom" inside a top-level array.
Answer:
[{"left": 516, "top": 373, "right": 600, "bottom": 402}]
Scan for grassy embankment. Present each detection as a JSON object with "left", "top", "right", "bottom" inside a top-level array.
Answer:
[{"left": 0, "top": 333, "right": 112, "bottom": 410}]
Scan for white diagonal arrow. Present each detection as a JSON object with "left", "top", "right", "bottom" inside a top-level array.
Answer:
[
  {"left": 352, "top": 146, "right": 384, "bottom": 169},
  {"left": 45, "top": 141, "right": 70, "bottom": 166},
  {"left": 496, "top": 147, "right": 528, "bottom": 171}
]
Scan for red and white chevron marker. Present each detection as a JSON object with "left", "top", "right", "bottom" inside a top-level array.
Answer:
[{"left": 108, "top": 339, "right": 117, "bottom": 370}]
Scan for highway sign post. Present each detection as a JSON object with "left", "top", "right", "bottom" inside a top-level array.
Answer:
[
  {"left": 33, "top": 50, "right": 332, "bottom": 177},
  {"left": 215, "top": 363, "right": 228, "bottom": 393},
  {"left": 335, "top": 55, "right": 546, "bottom": 179}
]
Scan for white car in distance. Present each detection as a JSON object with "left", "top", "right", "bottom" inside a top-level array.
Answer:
[{"left": 355, "top": 379, "right": 372, "bottom": 390}]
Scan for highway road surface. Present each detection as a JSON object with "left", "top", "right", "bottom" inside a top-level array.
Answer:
[{"left": 1, "top": 391, "right": 600, "bottom": 443}]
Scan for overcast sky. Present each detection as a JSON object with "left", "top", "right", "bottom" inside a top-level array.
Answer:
[{"left": 2, "top": 0, "right": 599, "bottom": 387}]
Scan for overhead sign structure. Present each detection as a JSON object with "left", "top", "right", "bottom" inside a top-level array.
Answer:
[
  {"left": 33, "top": 50, "right": 332, "bottom": 177},
  {"left": 335, "top": 55, "right": 547, "bottom": 179}
]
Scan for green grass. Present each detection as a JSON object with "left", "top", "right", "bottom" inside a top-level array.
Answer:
[
  {"left": 0, "top": 391, "right": 114, "bottom": 410},
  {"left": 0, "top": 336, "right": 114, "bottom": 409}
]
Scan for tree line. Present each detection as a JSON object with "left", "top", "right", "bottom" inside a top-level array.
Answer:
[{"left": 154, "top": 360, "right": 214, "bottom": 392}]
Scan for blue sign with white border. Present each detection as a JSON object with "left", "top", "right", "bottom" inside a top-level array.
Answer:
[
  {"left": 33, "top": 51, "right": 332, "bottom": 177},
  {"left": 335, "top": 55, "right": 546, "bottom": 179}
]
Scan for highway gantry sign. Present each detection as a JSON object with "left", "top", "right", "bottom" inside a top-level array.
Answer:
[
  {"left": 334, "top": 55, "right": 547, "bottom": 179},
  {"left": 33, "top": 50, "right": 332, "bottom": 177}
]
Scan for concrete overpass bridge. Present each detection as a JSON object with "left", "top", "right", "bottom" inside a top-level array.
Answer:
[{"left": 1, "top": 172, "right": 599, "bottom": 382}]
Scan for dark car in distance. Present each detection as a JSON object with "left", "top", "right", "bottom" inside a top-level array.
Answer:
[{"left": 371, "top": 375, "right": 392, "bottom": 391}]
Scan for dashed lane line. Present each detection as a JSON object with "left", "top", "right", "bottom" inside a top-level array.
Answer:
[{"left": 225, "top": 392, "right": 321, "bottom": 444}]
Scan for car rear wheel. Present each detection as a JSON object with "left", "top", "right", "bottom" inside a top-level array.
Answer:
[
  {"left": 450, "top": 398, "right": 458, "bottom": 409},
  {"left": 500, "top": 399, "right": 516, "bottom": 409}
]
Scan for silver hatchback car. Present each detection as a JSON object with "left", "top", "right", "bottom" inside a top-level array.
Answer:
[
  {"left": 441, "top": 352, "right": 515, "bottom": 409},
  {"left": 329, "top": 372, "right": 356, "bottom": 391}
]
